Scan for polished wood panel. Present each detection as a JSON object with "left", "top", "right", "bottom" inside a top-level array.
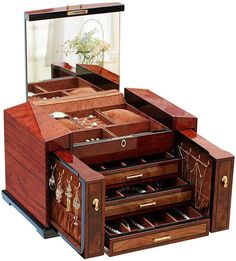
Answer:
[
  {"left": 76, "top": 131, "right": 174, "bottom": 165},
  {"left": 105, "top": 190, "right": 192, "bottom": 217},
  {"left": 179, "top": 129, "right": 233, "bottom": 159},
  {"left": 4, "top": 101, "right": 71, "bottom": 141},
  {"left": 107, "top": 219, "right": 209, "bottom": 256},
  {"left": 78, "top": 64, "right": 119, "bottom": 85},
  {"left": 85, "top": 181, "right": 105, "bottom": 257},
  {"left": 4, "top": 111, "right": 48, "bottom": 226},
  {"left": 76, "top": 64, "right": 119, "bottom": 90},
  {"left": 177, "top": 129, "right": 234, "bottom": 232},
  {"left": 125, "top": 88, "right": 197, "bottom": 131},
  {"left": 51, "top": 63, "right": 76, "bottom": 78},
  {"left": 104, "top": 161, "right": 180, "bottom": 186},
  {"left": 211, "top": 158, "right": 234, "bottom": 232}
]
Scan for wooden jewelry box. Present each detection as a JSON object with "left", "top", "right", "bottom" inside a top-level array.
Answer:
[{"left": 2, "top": 2, "right": 234, "bottom": 258}]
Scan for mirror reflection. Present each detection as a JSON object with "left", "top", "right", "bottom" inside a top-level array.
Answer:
[{"left": 26, "top": 12, "right": 120, "bottom": 98}]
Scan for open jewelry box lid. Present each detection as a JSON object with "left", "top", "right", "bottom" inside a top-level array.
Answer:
[{"left": 25, "top": 2, "right": 124, "bottom": 99}]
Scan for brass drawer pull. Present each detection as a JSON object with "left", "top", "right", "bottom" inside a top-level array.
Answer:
[
  {"left": 154, "top": 235, "right": 172, "bottom": 243},
  {"left": 92, "top": 198, "right": 99, "bottom": 211},
  {"left": 221, "top": 176, "right": 228, "bottom": 188},
  {"left": 126, "top": 173, "right": 144, "bottom": 180},
  {"left": 140, "top": 202, "right": 157, "bottom": 208}
]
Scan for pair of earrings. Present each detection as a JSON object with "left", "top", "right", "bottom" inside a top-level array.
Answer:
[
  {"left": 49, "top": 164, "right": 80, "bottom": 226},
  {"left": 64, "top": 176, "right": 81, "bottom": 226},
  {"left": 55, "top": 171, "right": 73, "bottom": 208}
]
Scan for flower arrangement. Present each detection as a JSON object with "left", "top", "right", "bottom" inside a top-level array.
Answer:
[{"left": 63, "top": 28, "right": 110, "bottom": 66}]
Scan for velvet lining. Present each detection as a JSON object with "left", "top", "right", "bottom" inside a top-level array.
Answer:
[
  {"left": 69, "top": 87, "right": 97, "bottom": 96},
  {"left": 103, "top": 109, "right": 145, "bottom": 124},
  {"left": 58, "top": 119, "right": 81, "bottom": 130}
]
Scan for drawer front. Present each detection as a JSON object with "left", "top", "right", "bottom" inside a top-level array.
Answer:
[
  {"left": 105, "top": 190, "right": 192, "bottom": 217},
  {"left": 73, "top": 131, "right": 174, "bottom": 165},
  {"left": 105, "top": 161, "right": 180, "bottom": 186},
  {"left": 108, "top": 219, "right": 209, "bottom": 256}
]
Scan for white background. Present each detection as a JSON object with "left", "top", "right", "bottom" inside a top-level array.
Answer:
[{"left": 0, "top": 0, "right": 235, "bottom": 260}]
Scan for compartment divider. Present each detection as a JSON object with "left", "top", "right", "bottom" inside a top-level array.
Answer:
[
  {"left": 34, "top": 85, "right": 48, "bottom": 93},
  {"left": 138, "top": 216, "right": 155, "bottom": 228},
  {"left": 164, "top": 211, "right": 178, "bottom": 222},
  {"left": 61, "top": 90, "right": 71, "bottom": 96},
  {"left": 146, "top": 184, "right": 155, "bottom": 192},
  {"left": 95, "top": 109, "right": 116, "bottom": 125},
  {"left": 115, "top": 190, "right": 124, "bottom": 197},
  {"left": 102, "top": 127, "right": 117, "bottom": 138}
]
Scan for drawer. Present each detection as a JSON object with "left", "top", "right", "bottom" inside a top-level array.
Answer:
[
  {"left": 105, "top": 206, "right": 209, "bottom": 256},
  {"left": 73, "top": 131, "right": 174, "bottom": 165},
  {"left": 103, "top": 157, "right": 181, "bottom": 186},
  {"left": 105, "top": 177, "right": 192, "bottom": 217}
]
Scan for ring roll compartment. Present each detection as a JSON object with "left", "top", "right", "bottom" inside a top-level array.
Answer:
[
  {"left": 105, "top": 177, "right": 192, "bottom": 217},
  {"left": 89, "top": 153, "right": 180, "bottom": 187},
  {"left": 105, "top": 177, "right": 190, "bottom": 201},
  {"left": 105, "top": 205, "right": 209, "bottom": 256}
]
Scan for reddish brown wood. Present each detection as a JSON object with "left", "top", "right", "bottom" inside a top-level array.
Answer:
[
  {"left": 4, "top": 110, "right": 48, "bottom": 226},
  {"left": 106, "top": 218, "right": 209, "bottom": 256},
  {"left": 125, "top": 88, "right": 197, "bottom": 131},
  {"left": 103, "top": 159, "right": 180, "bottom": 186},
  {"left": 51, "top": 63, "right": 76, "bottom": 78},
  {"left": 105, "top": 190, "right": 192, "bottom": 217},
  {"left": 178, "top": 130, "right": 234, "bottom": 232},
  {"left": 4, "top": 102, "right": 71, "bottom": 228},
  {"left": 78, "top": 64, "right": 119, "bottom": 85},
  {"left": 51, "top": 152, "right": 105, "bottom": 258},
  {"left": 3, "top": 78, "right": 234, "bottom": 258},
  {"left": 74, "top": 131, "right": 174, "bottom": 165}
]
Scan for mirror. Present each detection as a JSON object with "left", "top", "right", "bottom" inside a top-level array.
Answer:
[{"left": 25, "top": 4, "right": 122, "bottom": 99}]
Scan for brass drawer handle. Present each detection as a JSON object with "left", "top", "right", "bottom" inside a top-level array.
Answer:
[
  {"left": 126, "top": 173, "right": 144, "bottom": 180},
  {"left": 140, "top": 202, "right": 157, "bottom": 208},
  {"left": 154, "top": 235, "right": 172, "bottom": 243},
  {"left": 92, "top": 198, "right": 99, "bottom": 211},
  {"left": 221, "top": 176, "right": 228, "bottom": 188}
]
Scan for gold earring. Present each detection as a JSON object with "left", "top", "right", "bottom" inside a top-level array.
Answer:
[
  {"left": 73, "top": 183, "right": 81, "bottom": 226},
  {"left": 49, "top": 163, "right": 57, "bottom": 190},
  {"left": 65, "top": 176, "right": 73, "bottom": 212},
  {"left": 55, "top": 170, "right": 64, "bottom": 203}
]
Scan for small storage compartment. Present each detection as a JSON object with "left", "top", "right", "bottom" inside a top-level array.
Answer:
[
  {"left": 105, "top": 206, "right": 209, "bottom": 256},
  {"left": 105, "top": 177, "right": 192, "bottom": 217},
  {"left": 94, "top": 153, "right": 181, "bottom": 186},
  {"left": 105, "top": 177, "right": 189, "bottom": 200}
]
